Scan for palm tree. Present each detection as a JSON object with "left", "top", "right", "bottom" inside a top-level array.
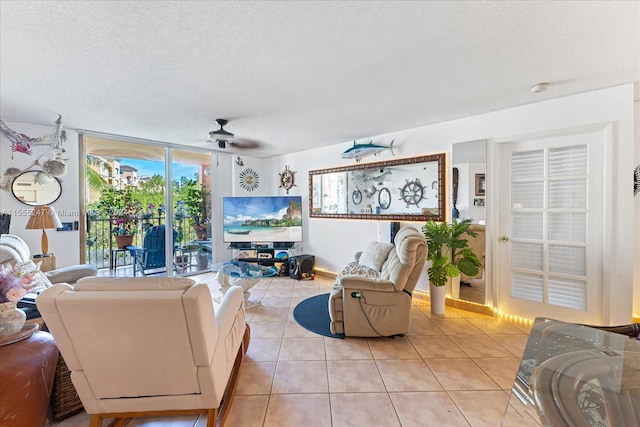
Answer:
[{"left": 85, "top": 154, "right": 111, "bottom": 192}]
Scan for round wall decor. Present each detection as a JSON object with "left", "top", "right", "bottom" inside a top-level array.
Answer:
[
  {"left": 352, "top": 189, "right": 362, "bottom": 205},
  {"left": 399, "top": 178, "right": 426, "bottom": 207},
  {"left": 239, "top": 168, "right": 260, "bottom": 192},
  {"left": 378, "top": 187, "right": 391, "bottom": 210},
  {"left": 279, "top": 165, "right": 296, "bottom": 194}
]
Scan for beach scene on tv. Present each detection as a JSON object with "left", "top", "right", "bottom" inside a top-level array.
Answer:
[{"left": 223, "top": 196, "right": 303, "bottom": 243}]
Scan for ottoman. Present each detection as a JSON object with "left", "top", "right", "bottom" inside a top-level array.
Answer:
[{"left": 0, "top": 330, "right": 59, "bottom": 426}]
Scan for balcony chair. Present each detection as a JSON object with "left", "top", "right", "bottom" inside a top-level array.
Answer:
[
  {"left": 127, "top": 224, "right": 177, "bottom": 276},
  {"left": 328, "top": 226, "right": 427, "bottom": 337},
  {"left": 36, "top": 276, "right": 249, "bottom": 427}
]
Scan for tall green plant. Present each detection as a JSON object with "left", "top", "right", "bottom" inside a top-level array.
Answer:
[
  {"left": 422, "top": 219, "right": 483, "bottom": 287},
  {"left": 174, "top": 178, "right": 209, "bottom": 226}
]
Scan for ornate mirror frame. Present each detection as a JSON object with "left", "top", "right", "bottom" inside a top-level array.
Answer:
[{"left": 309, "top": 153, "right": 446, "bottom": 221}]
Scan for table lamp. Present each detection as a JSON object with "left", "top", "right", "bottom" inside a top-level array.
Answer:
[{"left": 25, "top": 205, "right": 62, "bottom": 256}]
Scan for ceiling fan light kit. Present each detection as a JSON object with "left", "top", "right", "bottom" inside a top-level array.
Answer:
[
  {"left": 209, "top": 118, "right": 234, "bottom": 149},
  {"left": 206, "top": 118, "right": 260, "bottom": 151}
]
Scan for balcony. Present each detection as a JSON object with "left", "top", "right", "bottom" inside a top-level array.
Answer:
[{"left": 86, "top": 213, "right": 210, "bottom": 275}]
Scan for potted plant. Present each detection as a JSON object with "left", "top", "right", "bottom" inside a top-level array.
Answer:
[
  {"left": 422, "top": 218, "right": 483, "bottom": 314},
  {"left": 177, "top": 179, "right": 211, "bottom": 240},
  {"left": 96, "top": 187, "right": 144, "bottom": 248}
]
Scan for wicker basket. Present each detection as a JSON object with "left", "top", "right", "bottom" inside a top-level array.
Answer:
[{"left": 50, "top": 353, "right": 84, "bottom": 421}]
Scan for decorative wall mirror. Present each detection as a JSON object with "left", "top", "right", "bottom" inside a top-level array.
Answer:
[
  {"left": 452, "top": 139, "right": 487, "bottom": 304},
  {"left": 11, "top": 170, "right": 62, "bottom": 206},
  {"left": 309, "top": 153, "right": 445, "bottom": 221}
]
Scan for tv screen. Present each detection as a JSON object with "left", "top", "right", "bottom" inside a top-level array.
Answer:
[{"left": 222, "top": 196, "right": 303, "bottom": 243}]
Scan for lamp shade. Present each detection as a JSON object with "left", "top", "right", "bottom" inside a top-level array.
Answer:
[
  {"left": 25, "top": 205, "right": 62, "bottom": 230},
  {"left": 25, "top": 205, "right": 62, "bottom": 256}
]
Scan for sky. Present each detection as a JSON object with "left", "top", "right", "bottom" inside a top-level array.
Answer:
[{"left": 121, "top": 158, "right": 198, "bottom": 181}]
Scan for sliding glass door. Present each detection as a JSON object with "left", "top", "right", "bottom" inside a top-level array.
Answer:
[{"left": 82, "top": 136, "right": 213, "bottom": 276}]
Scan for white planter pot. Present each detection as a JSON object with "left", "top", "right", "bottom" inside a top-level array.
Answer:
[{"left": 429, "top": 282, "right": 446, "bottom": 315}]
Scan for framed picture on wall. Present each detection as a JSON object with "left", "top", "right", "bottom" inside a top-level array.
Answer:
[{"left": 475, "top": 174, "right": 486, "bottom": 196}]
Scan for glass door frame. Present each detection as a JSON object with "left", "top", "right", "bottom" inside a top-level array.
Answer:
[{"left": 79, "top": 131, "right": 214, "bottom": 276}]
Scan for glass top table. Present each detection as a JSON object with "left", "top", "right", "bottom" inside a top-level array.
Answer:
[
  {"left": 211, "top": 261, "right": 278, "bottom": 309},
  {"left": 502, "top": 317, "right": 640, "bottom": 426}
]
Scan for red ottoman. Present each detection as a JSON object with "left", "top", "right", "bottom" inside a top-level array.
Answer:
[{"left": 0, "top": 331, "right": 59, "bottom": 427}]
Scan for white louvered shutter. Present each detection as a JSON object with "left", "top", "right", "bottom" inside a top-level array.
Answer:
[{"left": 510, "top": 145, "right": 588, "bottom": 310}]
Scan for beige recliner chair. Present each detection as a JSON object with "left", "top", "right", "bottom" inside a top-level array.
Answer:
[
  {"left": 329, "top": 226, "right": 427, "bottom": 337},
  {"left": 0, "top": 234, "right": 97, "bottom": 284},
  {"left": 36, "top": 276, "right": 248, "bottom": 427}
]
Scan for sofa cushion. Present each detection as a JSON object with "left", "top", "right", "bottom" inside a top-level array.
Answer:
[{"left": 358, "top": 241, "right": 395, "bottom": 271}]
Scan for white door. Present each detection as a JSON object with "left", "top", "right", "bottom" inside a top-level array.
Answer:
[{"left": 496, "top": 130, "right": 604, "bottom": 323}]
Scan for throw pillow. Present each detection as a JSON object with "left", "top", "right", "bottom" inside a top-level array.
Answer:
[
  {"left": 13, "top": 260, "right": 53, "bottom": 294},
  {"left": 358, "top": 241, "right": 395, "bottom": 271},
  {"left": 338, "top": 261, "right": 380, "bottom": 280}
]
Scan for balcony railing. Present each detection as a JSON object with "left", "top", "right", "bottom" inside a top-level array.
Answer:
[{"left": 85, "top": 214, "right": 205, "bottom": 270}]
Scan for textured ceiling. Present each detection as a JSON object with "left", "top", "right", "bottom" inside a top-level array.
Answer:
[{"left": 1, "top": 1, "right": 638, "bottom": 158}]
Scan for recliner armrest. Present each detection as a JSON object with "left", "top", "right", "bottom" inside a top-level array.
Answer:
[
  {"left": 339, "top": 276, "right": 396, "bottom": 292},
  {"left": 215, "top": 287, "right": 245, "bottom": 338},
  {"left": 45, "top": 264, "right": 97, "bottom": 285}
]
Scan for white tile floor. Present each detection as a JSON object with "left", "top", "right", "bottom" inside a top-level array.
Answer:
[{"left": 47, "top": 273, "right": 532, "bottom": 427}]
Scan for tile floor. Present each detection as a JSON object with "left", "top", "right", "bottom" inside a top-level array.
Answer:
[{"left": 47, "top": 273, "right": 533, "bottom": 427}]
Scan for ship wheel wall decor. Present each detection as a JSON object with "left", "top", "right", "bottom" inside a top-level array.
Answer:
[
  {"left": 279, "top": 165, "right": 296, "bottom": 193},
  {"left": 239, "top": 167, "right": 260, "bottom": 192},
  {"left": 399, "top": 178, "right": 426, "bottom": 207}
]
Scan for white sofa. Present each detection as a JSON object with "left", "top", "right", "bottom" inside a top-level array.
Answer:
[{"left": 36, "top": 276, "right": 248, "bottom": 427}]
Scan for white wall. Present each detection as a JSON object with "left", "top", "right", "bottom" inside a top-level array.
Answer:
[
  {"left": 0, "top": 121, "right": 81, "bottom": 268},
  {"left": 268, "top": 84, "right": 637, "bottom": 323}
]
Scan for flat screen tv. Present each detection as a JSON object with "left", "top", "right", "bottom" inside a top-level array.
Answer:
[{"left": 222, "top": 196, "right": 303, "bottom": 243}]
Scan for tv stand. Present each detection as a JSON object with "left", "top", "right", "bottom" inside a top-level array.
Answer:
[
  {"left": 228, "top": 242, "right": 295, "bottom": 250},
  {"left": 228, "top": 243, "right": 297, "bottom": 266}
]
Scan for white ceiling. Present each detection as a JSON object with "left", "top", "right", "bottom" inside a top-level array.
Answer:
[{"left": 1, "top": 1, "right": 638, "bottom": 158}]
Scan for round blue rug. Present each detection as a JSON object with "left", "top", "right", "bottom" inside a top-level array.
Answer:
[{"left": 293, "top": 293, "right": 344, "bottom": 339}]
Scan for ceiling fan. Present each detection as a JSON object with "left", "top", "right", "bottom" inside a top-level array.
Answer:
[{"left": 207, "top": 119, "right": 260, "bottom": 150}]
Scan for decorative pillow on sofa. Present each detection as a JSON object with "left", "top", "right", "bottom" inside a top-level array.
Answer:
[
  {"left": 338, "top": 261, "right": 380, "bottom": 280},
  {"left": 358, "top": 241, "right": 395, "bottom": 271},
  {"left": 8, "top": 260, "right": 53, "bottom": 295}
]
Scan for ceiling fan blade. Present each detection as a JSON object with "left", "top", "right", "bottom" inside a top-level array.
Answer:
[
  {"left": 228, "top": 138, "right": 261, "bottom": 149},
  {"left": 204, "top": 119, "right": 262, "bottom": 150}
]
